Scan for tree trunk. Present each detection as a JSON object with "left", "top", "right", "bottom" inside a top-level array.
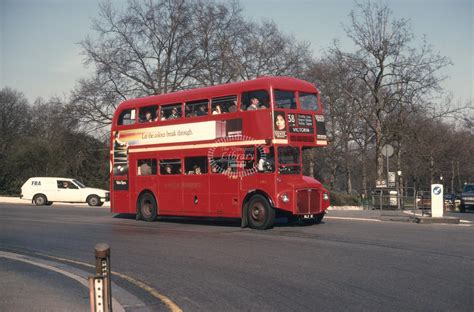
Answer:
[{"left": 375, "top": 118, "right": 384, "bottom": 181}]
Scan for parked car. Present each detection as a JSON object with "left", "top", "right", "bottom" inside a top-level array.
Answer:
[
  {"left": 460, "top": 183, "right": 474, "bottom": 212},
  {"left": 416, "top": 192, "right": 431, "bottom": 209},
  {"left": 444, "top": 193, "right": 457, "bottom": 210},
  {"left": 21, "top": 177, "right": 109, "bottom": 206}
]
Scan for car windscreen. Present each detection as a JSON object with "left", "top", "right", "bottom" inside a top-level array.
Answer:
[
  {"left": 463, "top": 185, "right": 474, "bottom": 193},
  {"left": 73, "top": 180, "right": 86, "bottom": 188}
]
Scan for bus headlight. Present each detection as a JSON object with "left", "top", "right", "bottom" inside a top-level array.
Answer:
[
  {"left": 323, "top": 192, "right": 329, "bottom": 201},
  {"left": 281, "top": 194, "right": 290, "bottom": 203}
]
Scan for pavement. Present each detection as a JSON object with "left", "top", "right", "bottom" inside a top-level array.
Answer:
[{"left": 0, "top": 196, "right": 110, "bottom": 207}]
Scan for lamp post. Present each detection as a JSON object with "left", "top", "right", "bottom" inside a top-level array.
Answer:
[{"left": 397, "top": 170, "right": 402, "bottom": 209}]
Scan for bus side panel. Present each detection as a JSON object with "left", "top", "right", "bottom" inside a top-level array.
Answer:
[
  {"left": 182, "top": 174, "right": 210, "bottom": 216},
  {"left": 111, "top": 186, "right": 130, "bottom": 213},
  {"left": 157, "top": 175, "right": 183, "bottom": 215},
  {"left": 209, "top": 174, "right": 240, "bottom": 217},
  {"left": 240, "top": 173, "right": 276, "bottom": 208}
]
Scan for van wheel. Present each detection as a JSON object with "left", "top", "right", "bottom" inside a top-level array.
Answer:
[
  {"left": 138, "top": 193, "right": 157, "bottom": 222},
  {"left": 33, "top": 194, "right": 47, "bottom": 206},
  {"left": 247, "top": 194, "right": 275, "bottom": 230},
  {"left": 87, "top": 195, "right": 101, "bottom": 206}
]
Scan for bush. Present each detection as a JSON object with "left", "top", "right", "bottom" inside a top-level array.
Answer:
[{"left": 329, "top": 191, "right": 361, "bottom": 206}]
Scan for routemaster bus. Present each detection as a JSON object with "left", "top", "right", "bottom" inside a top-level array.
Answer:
[{"left": 110, "top": 76, "right": 330, "bottom": 229}]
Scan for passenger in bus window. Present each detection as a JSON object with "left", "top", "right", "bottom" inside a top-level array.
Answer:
[
  {"left": 247, "top": 97, "right": 259, "bottom": 110},
  {"left": 259, "top": 103, "right": 268, "bottom": 109},
  {"left": 185, "top": 105, "right": 192, "bottom": 117},
  {"left": 164, "top": 165, "right": 172, "bottom": 174},
  {"left": 145, "top": 111, "right": 153, "bottom": 122},
  {"left": 196, "top": 105, "right": 207, "bottom": 116},
  {"left": 194, "top": 165, "right": 202, "bottom": 175},
  {"left": 229, "top": 101, "right": 237, "bottom": 112},
  {"left": 212, "top": 104, "right": 222, "bottom": 115},
  {"left": 169, "top": 107, "right": 179, "bottom": 119}
]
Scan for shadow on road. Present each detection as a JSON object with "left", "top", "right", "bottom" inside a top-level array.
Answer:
[{"left": 112, "top": 213, "right": 324, "bottom": 229}]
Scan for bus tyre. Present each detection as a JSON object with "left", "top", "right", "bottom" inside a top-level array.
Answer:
[
  {"left": 247, "top": 195, "right": 275, "bottom": 230},
  {"left": 33, "top": 194, "right": 47, "bottom": 206},
  {"left": 87, "top": 195, "right": 101, "bottom": 207},
  {"left": 138, "top": 193, "right": 157, "bottom": 222}
]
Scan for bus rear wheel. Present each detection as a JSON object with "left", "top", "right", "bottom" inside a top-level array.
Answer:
[
  {"left": 138, "top": 193, "right": 157, "bottom": 222},
  {"left": 247, "top": 195, "right": 275, "bottom": 230}
]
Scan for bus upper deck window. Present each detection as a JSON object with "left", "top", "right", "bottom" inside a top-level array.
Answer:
[
  {"left": 160, "top": 104, "right": 182, "bottom": 120},
  {"left": 185, "top": 99, "right": 209, "bottom": 118},
  {"left": 211, "top": 95, "right": 237, "bottom": 114},
  {"left": 241, "top": 90, "right": 269, "bottom": 111},
  {"left": 118, "top": 109, "right": 136, "bottom": 125},
  {"left": 139, "top": 105, "right": 158, "bottom": 123},
  {"left": 274, "top": 90, "right": 296, "bottom": 109},
  {"left": 299, "top": 92, "right": 318, "bottom": 111}
]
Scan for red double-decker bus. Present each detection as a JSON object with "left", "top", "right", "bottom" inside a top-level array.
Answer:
[{"left": 110, "top": 76, "right": 329, "bottom": 229}]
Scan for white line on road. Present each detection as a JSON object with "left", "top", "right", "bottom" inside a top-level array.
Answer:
[
  {"left": 325, "top": 216, "right": 381, "bottom": 222},
  {"left": 0, "top": 251, "right": 124, "bottom": 311}
]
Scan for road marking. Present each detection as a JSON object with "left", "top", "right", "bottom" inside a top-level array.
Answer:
[
  {"left": 325, "top": 216, "right": 381, "bottom": 222},
  {"left": 37, "top": 253, "right": 183, "bottom": 312},
  {"left": 0, "top": 251, "right": 124, "bottom": 311}
]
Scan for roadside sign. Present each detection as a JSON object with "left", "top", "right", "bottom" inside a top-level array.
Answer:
[
  {"left": 376, "top": 179, "right": 387, "bottom": 188},
  {"left": 431, "top": 184, "right": 444, "bottom": 217},
  {"left": 381, "top": 144, "right": 394, "bottom": 157}
]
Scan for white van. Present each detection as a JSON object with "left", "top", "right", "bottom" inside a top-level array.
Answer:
[{"left": 21, "top": 177, "right": 109, "bottom": 206}]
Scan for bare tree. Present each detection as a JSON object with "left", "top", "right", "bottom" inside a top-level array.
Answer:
[
  {"left": 72, "top": 0, "right": 314, "bottom": 129},
  {"left": 0, "top": 88, "right": 30, "bottom": 154},
  {"left": 330, "top": 1, "right": 450, "bottom": 182}
]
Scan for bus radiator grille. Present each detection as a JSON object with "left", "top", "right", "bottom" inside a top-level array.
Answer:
[{"left": 296, "top": 189, "right": 322, "bottom": 214}]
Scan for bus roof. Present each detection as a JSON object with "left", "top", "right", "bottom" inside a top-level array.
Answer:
[{"left": 116, "top": 76, "right": 318, "bottom": 111}]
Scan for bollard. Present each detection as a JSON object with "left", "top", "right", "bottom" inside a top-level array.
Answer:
[{"left": 89, "top": 243, "right": 112, "bottom": 312}]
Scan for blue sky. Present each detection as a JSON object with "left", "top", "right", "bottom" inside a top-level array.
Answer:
[{"left": 1, "top": 0, "right": 472, "bottom": 104}]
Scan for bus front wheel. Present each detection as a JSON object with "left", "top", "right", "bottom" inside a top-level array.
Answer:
[
  {"left": 138, "top": 193, "right": 157, "bottom": 222},
  {"left": 247, "top": 195, "right": 275, "bottom": 230}
]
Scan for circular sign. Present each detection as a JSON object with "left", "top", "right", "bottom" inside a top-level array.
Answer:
[
  {"left": 433, "top": 186, "right": 442, "bottom": 195},
  {"left": 381, "top": 144, "right": 394, "bottom": 157}
]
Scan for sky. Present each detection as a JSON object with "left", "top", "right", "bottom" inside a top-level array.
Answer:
[{"left": 1, "top": 0, "right": 472, "bottom": 104}]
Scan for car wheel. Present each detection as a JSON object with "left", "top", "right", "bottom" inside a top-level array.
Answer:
[
  {"left": 87, "top": 195, "right": 101, "bottom": 207},
  {"left": 247, "top": 194, "right": 275, "bottom": 230},
  {"left": 34, "top": 194, "right": 47, "bottom": 206},
  {"left": 138, "top": 192, "right": 157, "bottom": 222}
]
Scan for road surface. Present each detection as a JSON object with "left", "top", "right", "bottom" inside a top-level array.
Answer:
[{"left": 0, "top": 203, "right": 472, "bottom": 311}]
